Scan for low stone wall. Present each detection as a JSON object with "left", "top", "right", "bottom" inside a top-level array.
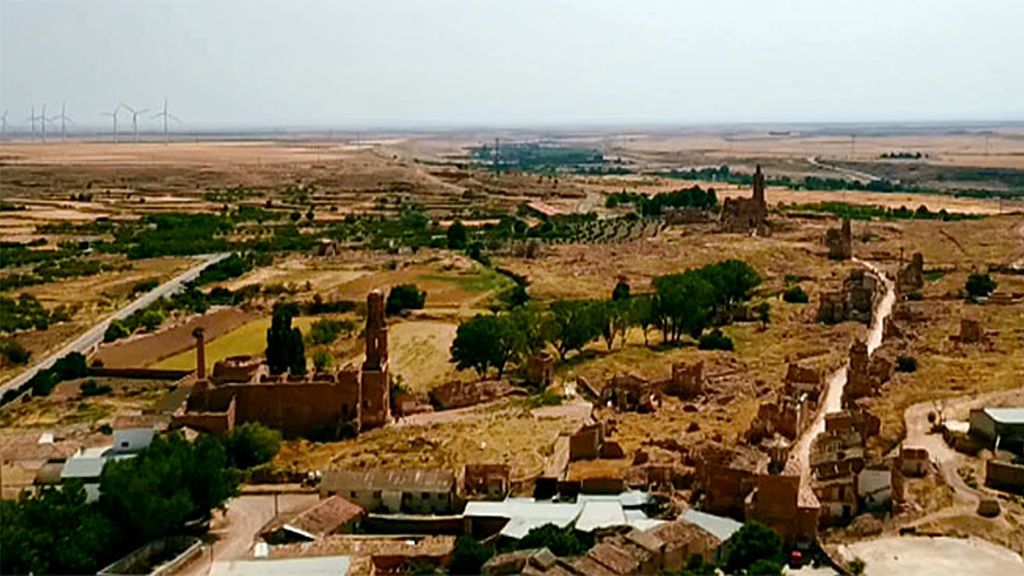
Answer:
[
  {"left": 88, "top": 367, "right": 193, "bottom": 380},
  {"left": 98, "top": 535, "right": 202, "bottom": 576},
  {"left": 986, "top": 459, "right": 1024, "bottom": 494}
]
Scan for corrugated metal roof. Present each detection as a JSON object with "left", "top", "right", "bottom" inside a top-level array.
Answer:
[
  {"left": 320, "top": 468, "right": 454, "bottom": 493},
  {"left": 209, "top": 556, "right": 350, "bottom": 576},
  {"left": 61, "top": 456, "right": 107, "bottom": 479},
  {"left": 983, "top": 408, "right": 1024, "bottom": 425},
  {"left": 680, "top": 509, "right": 742, "bottom": 543},
  {"left": 575, "top": 501, "right": 626, "bottom": 533}
]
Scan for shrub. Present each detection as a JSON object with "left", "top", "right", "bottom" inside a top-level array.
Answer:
[
  {"left": 905, "top": 290, "right": 924, "bottom": 301},
  {"left": 80, "top": 380, "right": 113, "bottom": 397},
  {"left": 131, "top": 278, "right": 160, "bottom": 295},
  {"left": 103, "top": 321, "right": 130, "bottom": 343},
  {"left": 223, "top": 422, "right": 282, "bottom": 469},
  {"left": 448, "top": 536, "right": 492, "bottom": 575},
  {"left": 718, "top": 522, "right": 784, "bottom": 575},
  {"left": 385, "top": 284, "right": 426, "bottom": 316},
  {"left": 896, "top": 355, "right": 918, "bottom": 373},
  {"left": 307, "top": 318, "right": 352, "bottom": 345},
  {"left": 312, "top": 350, "right": 333, "bottom": 372},
  {"left": 518, "top": 524, "right": 588, "bottom": 557},
  {"left": 0, "top": 339, "right": 30, "bottom": 365},
  {"left": 698, "top": 329, "right": 734, "bottom": 351},
  {"left": 446, "top": 220, "right": 468, "bottom": 249},
  {"left": 782, "top": 285, "right": 809, "bottom": 304},
  {"left": 965, "top": 273, "right": 997, "bottom": 300}
]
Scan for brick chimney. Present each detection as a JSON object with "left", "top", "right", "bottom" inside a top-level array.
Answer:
[{"left": 192, "top": 327, "right": 206, "bottom": 379}]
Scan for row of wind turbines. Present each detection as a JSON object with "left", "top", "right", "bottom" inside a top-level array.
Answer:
[{"left": 2, "top": 99, "right": 181, "bottom": 142}]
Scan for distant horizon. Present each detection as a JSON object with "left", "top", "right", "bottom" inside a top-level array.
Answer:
[{"left": 3, "top": 1, "right": 1022, "bottom": 130}]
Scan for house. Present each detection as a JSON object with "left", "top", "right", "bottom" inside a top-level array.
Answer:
[
  {"left": 209, "top": 556, "right": 350, "bottom": 576},
  {"left": 463, "top": 464, "right": 511, "bottom": 500},
  {"left": 319, "top": 468, "right": 456, "bottom": 514},
  {"left": 262, "top": 496, "right": 365, "bottom": 544},
  {"left": 60, "top": 448, "right": 112, "bottom": 502},
  {"left": 899, "top": 447, "right": 929, "bottom": 477},
  {"left": 970, "top": 408, "right": 1024, "bottom": 454},
  {"left": 111, "top": 416, "right": 161, "bottom": 454}
]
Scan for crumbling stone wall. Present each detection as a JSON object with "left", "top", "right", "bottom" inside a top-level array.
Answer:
[
  {"left": 958, "top": 318, "right": 984, "bottom": 343},
  {"left": 825, "top": 219, "right": 853, "bottom": 260},
  {"left": 896, "top": 252, "right": 925, "bottom": 296},
  {"left": 817, "top": 269, "right": 883, "bottom": 325},
  {"left": 664, "top": 361, "right": 704, "bottom": 398},
  {"left": 602, "top": 374, "right": 662, "bottom": 413},
  {"left": 721, "top": 165, "right": 769, "bottom": 236}
]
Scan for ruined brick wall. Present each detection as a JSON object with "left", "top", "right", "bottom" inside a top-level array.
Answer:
[
  {"left": 526, "top": 353, "right": 554, "bottom": 388},
  {"left": 985, "top": 460, "right": 1024, "bottom": 493},
  {"left": 825, "top": 219, "right": 852, "bottom": 260},
  {"left": 745, "top": 474, "right": 818, "bottom": 544},
  {"left": 463, "top": 464, "right": 511, "bottom": 499},
  {"left": 897, "top": 252, "right": 925, "bottom": 295},
  {"left": 959, "top": 318, "right": 984, "bottom": 343},
  {"left": 665, "top": 361, "right": 703, "bottom": 398},
  {"left": 569, "top": 423, "right": 603, "bottom": 461},
  {"left": 171, "top": 397, "right": 236, "bottom": 436}
]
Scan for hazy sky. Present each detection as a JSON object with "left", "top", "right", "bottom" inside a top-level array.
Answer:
[{"left": 2, "top": 0, "right": 1021, "bottom": 129}]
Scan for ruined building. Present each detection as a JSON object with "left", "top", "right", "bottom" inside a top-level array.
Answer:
[
  {"left": 825, "top": 219, "right": 853, "bottom": 260},
  {"left": 817, "top": 268, "right": 883, "bottom": 325},
  {"left": 601, "top": 374, "right": 662, "bottom": 413},
  {"left": 171, "top": 291, "right": 391, "bottom": 437},
  {"left": 721, "top": 165, "right": 769, "bottom": 236},
  {"left": 744, "top": 466, "right": 821, "bottom": 545},
  {"left": 843, "top": 340, "right": 892, "bottom": 405},
  {"left": 896, "top": 252, "right": 925, "bottom": 296},
  {"left": 663, "top": 361, "right": 704, "bottom": 398}
]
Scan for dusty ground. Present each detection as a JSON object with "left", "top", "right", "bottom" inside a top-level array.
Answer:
[{"left": 839, "top": 536, "right": 1024, "bottom": 576}]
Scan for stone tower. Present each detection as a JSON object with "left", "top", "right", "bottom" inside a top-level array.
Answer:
[
  {"left": 753, "top": 164, "right": 766, "bottom": 208},
  {"left": 359, "top": 290, "right": 390, "bottom": 429},
  {"left": 192, "top": 327, "right": 206, "bottom": 380}
]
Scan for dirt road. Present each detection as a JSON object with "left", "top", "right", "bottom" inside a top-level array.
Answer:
[
  {"left": 174, "top": 492, "right": 318, "bottom": 576},
  {"left": 790, "top": 259, "right": 896, "bottom": 477}
]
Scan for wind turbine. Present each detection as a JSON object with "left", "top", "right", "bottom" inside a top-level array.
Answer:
[
  {"left": 39, "top": 103, "right": 48, "bottom": 142},
  {"left": 150, "top": 98, "right": 181, "bottom": 143},
  {"left": 1, "top": 110, "right": 8, "bottom": 140},
  {"left": 27, "top": 106, "right": 37, "bottom": 139},
  {"left": 101, "top": 103, "right": 122, "bottom": 142},
  {"left": 48, "top": 101, "right": 76, "bottom": 141},
  {"left": 120, "top": 103, "right": 148, "bottom": 142}
]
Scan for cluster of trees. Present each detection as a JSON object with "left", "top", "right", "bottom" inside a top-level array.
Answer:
[
  {"left": 194, "top": 252, "right": 269, "bottom": 286},
  {"left": 451, "top": 260, "right": 761, "bottom": 377},
  {"left": 2, "top": 351, "right": 89, "bottom": 401},
  {"left": 223, "top": 422, "right": 282, "bottom": 469},
  {"left": 468, "top": 143, "right": 604, "bottom": 173},
  {"left": 386, "top": 284, "right": 427, "bottom": 316},
  {"left": 0, "top": 432, "right": 240, "bottom": 575},
  {"left": 1, "top": 293, "right": 74, "bottom": 334},
  {"left": 0, "top": 240, "right": 111, "bottom": 291},
  {"left": 605, "top": 185, "right": 719, "bottom": 215},
  {"left": 792, "top": 201, "right": 977, "bottom": 222}
]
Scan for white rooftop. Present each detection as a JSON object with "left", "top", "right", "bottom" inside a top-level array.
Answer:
[
  {"left": 680, "top": 509, "right": 742, "bottom": 543},
  {"left": 464, "top": 492, "right": 662, "bottom": 539},
  {"left": 61, "top": 456, "right": 107, "bottom": 480},
  {"left": 210, "top": 556, "right": 350, "bottom": 576},
  {"left": 983, "top": 408, "right": 1024, "bottom": 425}
]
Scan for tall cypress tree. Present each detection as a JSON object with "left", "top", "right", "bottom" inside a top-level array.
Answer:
[{"left": 266, "top": 303, "right": 305, "bottom": 375}]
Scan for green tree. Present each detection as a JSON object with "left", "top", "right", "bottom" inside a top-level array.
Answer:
[
  {"left": 629, "top": 294, "right": 655, "bottom": 346},
  {"left": 517, "top": 524, "right": 588, "bottom": 556},
  {"left": 756, "top": 302, "right": 771, "bottom": 329},
  {"left": 965, "top": 272, "right": 997, "bottom": 300},
  {"left": 265, "top": 303, "right": 306, "bottom": 376},
  {"left": 447, "top": 220, "right": 469, "bottom": 249},
  {"left": 449, "top": 536, "right": 493, "bottom": 575},
  {"left": 223, "top": 422, "right": 283, "bottom": 469},
  {"left": 0, "top": 339, "right": 30, "bottom": 365},
  {"left": 99, "top": 432, "right": 238, "bottom": 548},
  {"left": 698, "top": 259, "right": 762, "bottom": 310},
  {"left": 104, "top": 320, "right": 130, "bottom": 342},
  {"left": 718, "top": 521, "right": 784, "bottom": 575},
  {"left": 612, "top": 279, "right": 631, "bottom": 301},
  {"left": 653, "top": 272, "right": 715, "bottom": 343},
  {"left": 312, "top": 350, "right": 333, "bottom": 372},
  {"left": 0, "top": 482, "right": 118, "bottom": 575},
  {"left": 307, "top": 318, "right": 350, "bottom": 345},
  {"left": 546, "top": 300, "right": 601, "bottom": 360},
  {"left": 386, "top": 284, "right": 427, "bottom": 315},
  {"left": 782, "top": 285, "right": 809, "bottom": 304},
  {"left": 698, "top": 328, "right": 734, "bottom": 351},
  {"left": 450, "top": 314, "right": 521, "bottom": 377}
]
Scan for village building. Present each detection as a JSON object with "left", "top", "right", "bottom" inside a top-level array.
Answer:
[
  {"left": 817, "top": 268, "right": 884, "bottom": 325},
  {"left": 663, "top": 361, "right": 704, "bottom": 398},
  {"left": 463, "top": 464, "right": 512, "bottom": 500},
  {"left": 262, "top": 495, "right": 365, "bottom": 544},
  {"left": 721, "top": 165, "right": 770, "bottom": 236},
  {"left": 970, "top": 408, "right": 1024, "bottom": 454},
  {"left": 744, "top": 470, "right": 820, "bottom": 545},
  {"left": 694, "top": 445, "right": 769, "bottom": 519},
  {"left": 209, "top": 556, "right": 351, "bottom": 576},
  {"left": 171, "top": 291, "right": 391, "bottom": 438},
  {"left": 898, "top": 447, "right": 930, "bottom": 477},
  {"left": 319, "top": 468, "right": 457, "bottom": 514},
  {"left": 429, "top": 379, "right": 519, "bottom": 411},
  {"left": 527, "top": 353, "right": 555, "bottom": 388}
]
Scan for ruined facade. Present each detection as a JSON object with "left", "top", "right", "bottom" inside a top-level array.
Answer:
[
  {"left": 721, "top": 165, "right": 769, "bottom": 236},
  {"left": 171, "top": 291, "right": 391, "bottom": 437},
  {"left": 744, "top": 471, "right": 821, "bottom": 545},
  {"left": 896, "top": 252, "right": 925, "bottom": 296},
  {"left": 825, "top": 218, "right": 853, "bottom": 260},
  {"left": 463, "top": 464, "right": 511, "bottom": 500},
  {"left": 663, "top": 361, "right": 704, "bottom": 398},
  {"left": 957, "top": 317, "right": 985, "bottom": 343},
  {"left": 843, "top": 340, "right": 892, "bottom": 406},
  {"left": 526, "top": 353, "right": 554, "bottom": 388},
  {"left": 694, "top": 445, "right": 769, "bottom": 518},
  {"left": 602, "top": 374, "right": 662, "bottom": 413},
  {"left": 817, "top": 268, "right": 884, "bottom": 325},
  {"left": 428, "top": 379, "right": 518, "bottom": 410}
]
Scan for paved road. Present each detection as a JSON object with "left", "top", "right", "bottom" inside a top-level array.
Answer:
[
  {"left": 0, "top": 253, "right": 229, "bottom": 400},
  {"left": 807, "top": 156, "right": 881, "bottom": 182}
]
